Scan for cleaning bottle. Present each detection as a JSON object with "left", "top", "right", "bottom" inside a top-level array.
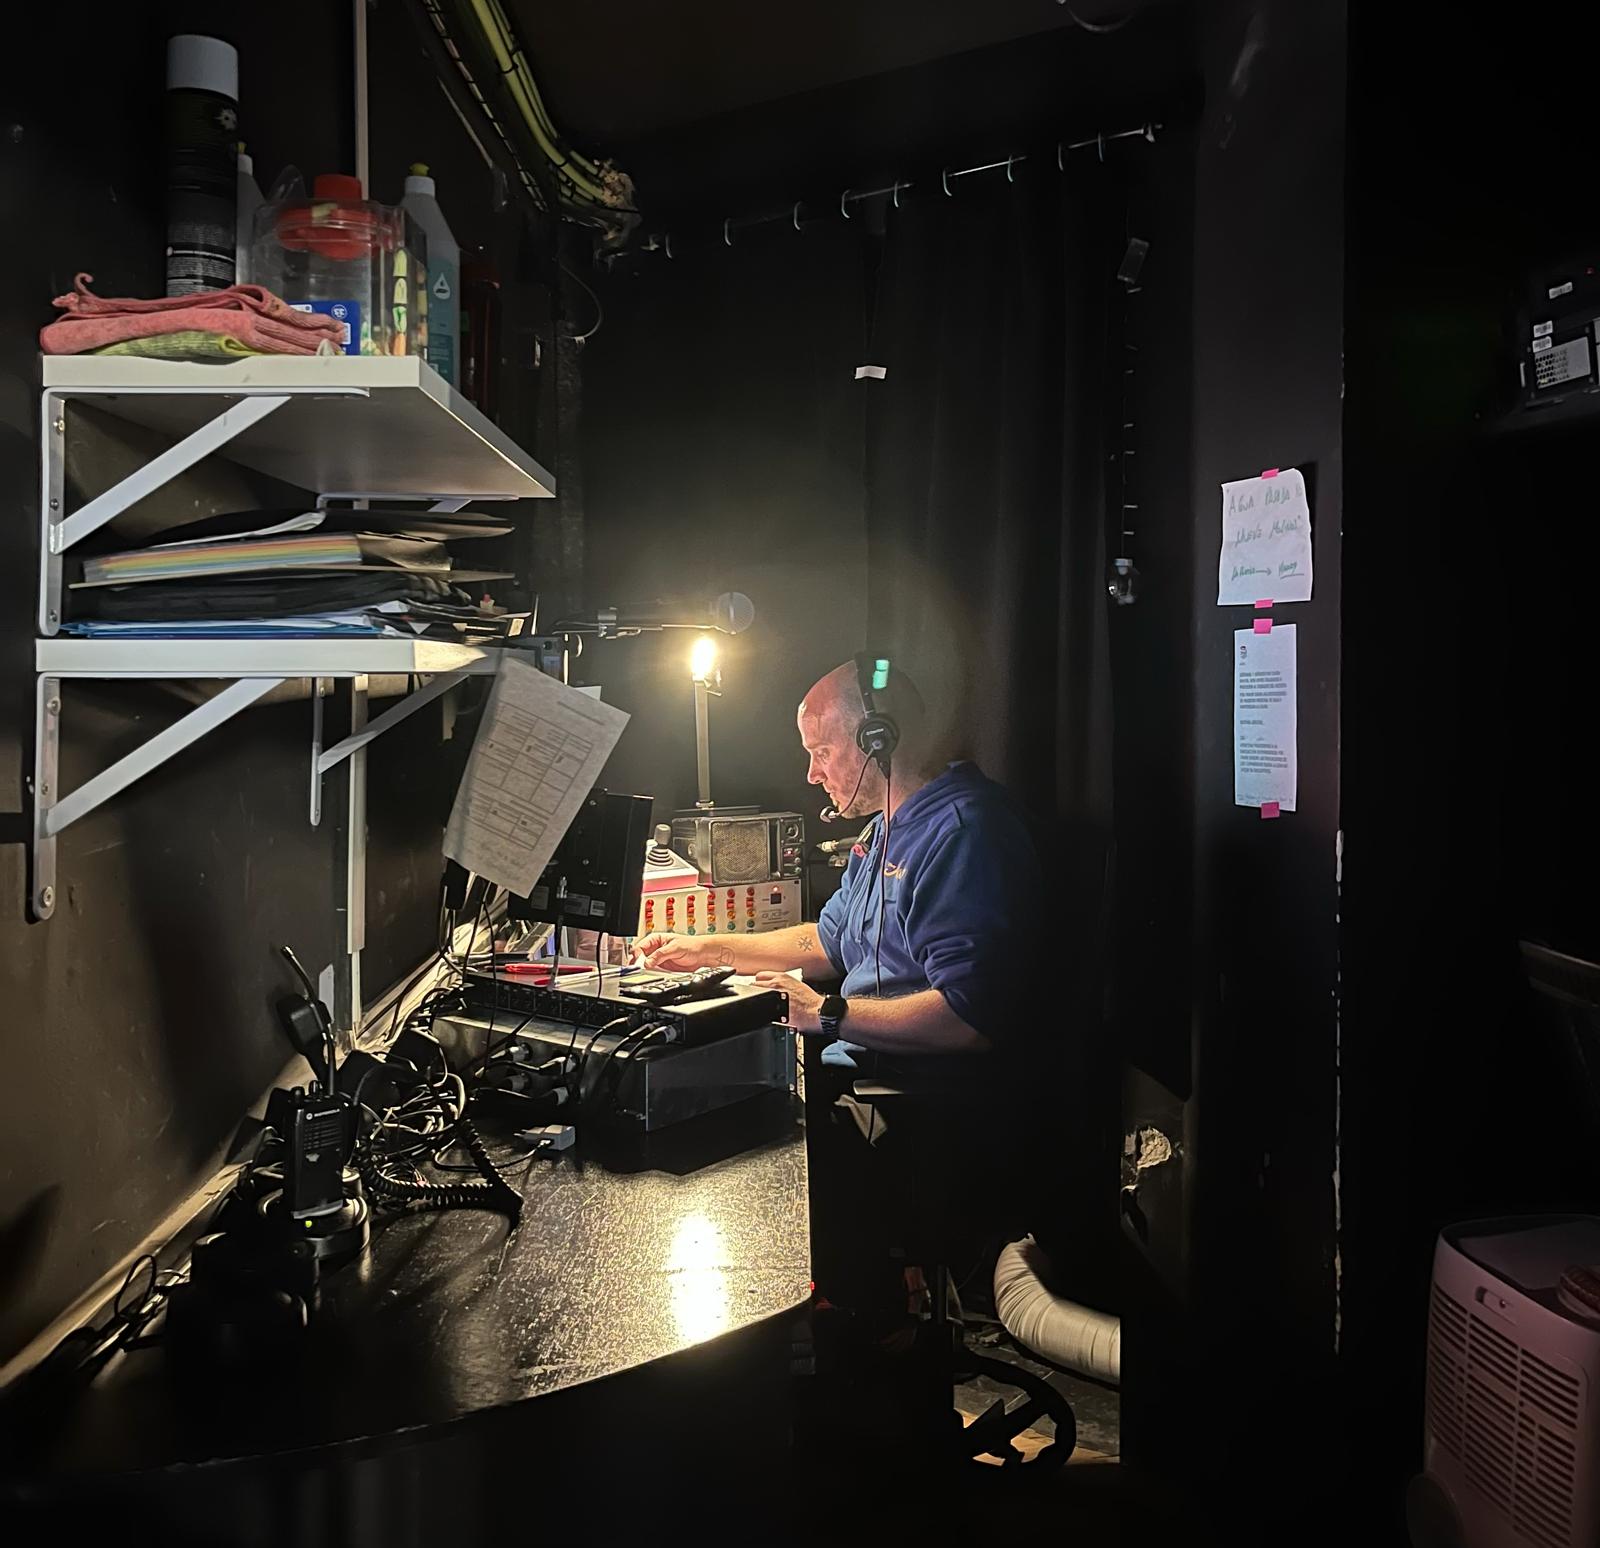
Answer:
[
  {"left": 235, "top": 144, "right": 263, "bottom": 285},
  {"left": 401, "top": 163, "right": 460, "bottom": 387}
]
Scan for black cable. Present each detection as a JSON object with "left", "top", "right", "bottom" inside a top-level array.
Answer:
[
  {"left": 480, "top": 886, "right": 500, "bottom": 1052},
  {"left": 573, "top": 1013, "right": 638, "bottom": 1092},
  {"left": 874, "top": 760, "right": 892, "bottom": 996},
  {"left": 466, "top": 1009, "right": 538, "bottom": 1079},
  {"left": 383, "top": 945, "right": 456, "bottom": 1049},
  {"left": 581, "top": 1022, "right": 667, "bottom": 1117},
  {"left": 357, "top": 1114, "right": 524, "bottom": 1217},
  {"left": 558, "top": 932, "right": 606, "bottom": 1063},
  {"left": 836, "top": 751, "right": 874, "bottom": 826},
  {"left": 280, "top": 943, "right": 335, "bottom": 1087},
  {"left": 559, "top": 259, "right": 603, "bottom": 344},
  {"left": 114, "top": 1253, "right": 159, "bottom": 1320}
]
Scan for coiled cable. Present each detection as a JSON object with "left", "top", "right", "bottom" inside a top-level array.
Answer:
[{"left": 357, "top": 1115, "right": 524, "bottom": 1219}]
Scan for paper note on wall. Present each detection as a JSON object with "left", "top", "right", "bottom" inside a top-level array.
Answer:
[
  {"left": 1234, "top": 624, "right": 1297, "bottom": 812},
  {"left": 444, "top": 655, "right": 630, "bottom": 895},
  {"left": 1217, "top": 467, "right": 1313, "bottom": 605}
]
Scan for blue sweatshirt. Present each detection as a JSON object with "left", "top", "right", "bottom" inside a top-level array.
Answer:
[{"left": 816, "top": 761, "right": 1039, "bottom": 1064}]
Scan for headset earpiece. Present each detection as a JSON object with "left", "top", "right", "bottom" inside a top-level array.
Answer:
[{"left": 853, "top": 652, "right": 900, "bottom": 770}]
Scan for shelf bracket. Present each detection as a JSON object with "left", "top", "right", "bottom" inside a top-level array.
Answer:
[
  {"left": 54, "top": 394, "right": 292, "bottom": 553},
  {"left": 31, "top": 675, "right": 284, "bottom": 920},
  {"left": 309, "top": 670, "right": 469, "bottom": 826},
  {"left": 38, "top": 383, "right": 369, "bottom": 635}
]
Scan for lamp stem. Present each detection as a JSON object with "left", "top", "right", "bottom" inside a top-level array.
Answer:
[{"left": 693, "top": 677, "right": 713, "bottom": 809}]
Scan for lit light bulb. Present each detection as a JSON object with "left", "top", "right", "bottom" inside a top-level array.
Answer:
[{"left": 689, "top": 634, "right": 718, "bottom": 682}]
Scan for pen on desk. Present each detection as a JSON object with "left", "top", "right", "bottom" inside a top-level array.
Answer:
[{"left": 497, "top": 962, "right": 598, "bottom": 979}]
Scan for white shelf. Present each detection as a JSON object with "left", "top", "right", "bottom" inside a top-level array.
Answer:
[
  {"left": 41, "top": 354, "right": 555, "bottom": 500},
  {"left": 35, "top": 636, "right": 499, "bottom": 679}
]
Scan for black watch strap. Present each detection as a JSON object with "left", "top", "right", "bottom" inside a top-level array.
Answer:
[{"left": 819, "top": 994, "right": 848, "bottom": 1034}]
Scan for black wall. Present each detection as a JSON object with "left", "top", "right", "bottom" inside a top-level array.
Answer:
[
  {"left": 1114, "top": 0, "right": 1347, "bottom": 1515},
  {"left": 1340, "top": 0, "right": 1600, "bottom": 1528},
  {"left": 0, "top": 3, "right": 547, "bottom": 1365}
]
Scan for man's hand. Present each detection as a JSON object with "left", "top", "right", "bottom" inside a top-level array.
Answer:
[
  {"left": 753, "top": 973, "right": 825, "bottom": 1034},
  {"left": 632, "top": 933, "right": 732, "bottom": 971}
]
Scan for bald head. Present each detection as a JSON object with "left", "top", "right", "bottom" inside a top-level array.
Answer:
[
  {"left": 798, "top": 662, "right": 862, "bottom": 734},
  {"left": 796, "top": 662, "right": 872, "bottom": 817},
  {"left": 795, "top": 658, "right": 936, "bottom": 818}
]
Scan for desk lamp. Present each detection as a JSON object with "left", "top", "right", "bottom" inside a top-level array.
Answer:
[{"left": 689, "top": 633, "right": 719, "bottom": 810}]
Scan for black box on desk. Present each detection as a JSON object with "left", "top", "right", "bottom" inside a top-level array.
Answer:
[{"left": 437, "top": 1014, "right": 795, "bottom": 1132}]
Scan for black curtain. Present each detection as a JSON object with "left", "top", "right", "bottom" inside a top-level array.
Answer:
[
  {"left": 582, "top": 221, "right": 870, "bottom": 827},
  {"left": 861, "top": 167, "right": 1121, "bottom": 1288},
  {"left": 584, "top": 170, "right": 1123, "bottom": 1289}
]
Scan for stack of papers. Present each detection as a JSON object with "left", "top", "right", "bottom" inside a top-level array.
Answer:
[
  {"left": 67, "top": 506, "right": 519, "bottom": 639},
  {"left": 81, "top": 533, "right": 363, "bottom": 585}
]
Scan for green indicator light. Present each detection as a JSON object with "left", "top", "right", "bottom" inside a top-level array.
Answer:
[{"left": 872, "top": 659, "right": 890, "bottom": 691}]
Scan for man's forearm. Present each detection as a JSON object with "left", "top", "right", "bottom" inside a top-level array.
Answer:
[
  {"left": 703, "top": 924, "right": 836, "bottom": 978},
  {"left": 837, "top": 988, "right": 990, "bottom": 1057}
]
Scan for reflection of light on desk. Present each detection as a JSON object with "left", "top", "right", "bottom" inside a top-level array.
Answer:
[{"left": 668, "top": 1212, "right": 729, "bottom": 1345}]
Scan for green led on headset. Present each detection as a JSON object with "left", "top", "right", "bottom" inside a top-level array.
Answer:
[{"left": 872, "top": 659, "right": 891, "bottom": 692}]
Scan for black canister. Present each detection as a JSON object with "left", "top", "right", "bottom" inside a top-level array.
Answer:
[{"left": 165, "top": 34, "right": 239, "bottom": 295}]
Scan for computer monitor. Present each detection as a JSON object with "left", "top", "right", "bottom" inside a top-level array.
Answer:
[{"left": 507, "top": 789, "right": 653, "bottom": 938}]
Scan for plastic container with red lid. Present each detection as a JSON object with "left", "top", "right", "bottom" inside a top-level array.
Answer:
[{"left": 251, "top": 173, "right": 427, "bottom": 357}]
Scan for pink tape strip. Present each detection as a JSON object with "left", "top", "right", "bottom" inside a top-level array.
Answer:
[
  {"left": 1261, "top": 801, "right": 1281, "bottom": 820},
  {"left": 1262, "top": 467, "right": 1280, "bottom": 478},
  {"left": 1254, "top": 618, "right": 1272, "bottom": 634},
  {"left": 1254, "top": 598, "right": 1273, "bottom": 610}
]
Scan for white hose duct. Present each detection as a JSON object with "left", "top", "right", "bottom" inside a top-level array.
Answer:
[{"left": 993, "top": 1235, "right": 1121, "bottom": 1386}]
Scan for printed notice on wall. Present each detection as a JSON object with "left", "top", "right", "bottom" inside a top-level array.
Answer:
[
  {"left": 1234, "top": 625, "right": 1297, "bottom": 812},
  {"left": 444, "top": 655, "right": 629, "bottom": 896},
  {"left": 1217, "top": 467, "right": 1313, "bottom": 605}
]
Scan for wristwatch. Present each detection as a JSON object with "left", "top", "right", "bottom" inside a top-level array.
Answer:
[{"left": 818, "top": 994, "right": 849, "bottom": 1036}]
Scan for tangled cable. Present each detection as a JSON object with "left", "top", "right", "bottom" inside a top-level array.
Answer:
[
  {"left": 353, "top": 1029, "right": 526, "bottom": 1220},
  {"left": 356, "top": 1112, "right": 524, "bottom": 1218}
]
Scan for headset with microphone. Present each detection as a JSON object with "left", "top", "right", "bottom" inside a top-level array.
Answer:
[
  {"left": 853, "top": 652, "right": 899, "bottom": 771},
  {"left": 819, "top": 653, "right": 899, "bottom": 822}
]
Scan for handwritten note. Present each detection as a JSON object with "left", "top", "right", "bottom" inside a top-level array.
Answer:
[
  {"left": 444, "top": 656, "right": 629, "bottom": 896},
  {"left": 1234, "top": 624, "right": 1297, "bottom": 812},
  {"left": 1217, "top": 467, "right": 1313, "bottom": 606}
]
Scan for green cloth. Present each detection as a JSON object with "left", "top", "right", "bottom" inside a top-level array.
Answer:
[{"left": 91, "top": 330, "right": 268, "bottom": 362}]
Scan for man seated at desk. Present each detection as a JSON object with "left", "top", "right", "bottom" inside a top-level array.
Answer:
[{"left": 633, "top": 656, "right": 1040, "bottom": 1326}]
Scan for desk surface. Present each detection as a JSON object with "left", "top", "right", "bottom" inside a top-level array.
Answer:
[{"left": 26, "top": 1095, "right": 809, "bottom": 1481}]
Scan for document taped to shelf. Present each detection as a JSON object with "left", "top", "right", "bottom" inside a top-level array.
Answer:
[
  {"left": 1234, "top": 624, "right": 1297, "bottom": 812},
  {"left": 445, "top": 655, "right": 629, "bottom": 896},
  {"left": 1217, "top": 467, "right": 1313, "bottom": 605}
]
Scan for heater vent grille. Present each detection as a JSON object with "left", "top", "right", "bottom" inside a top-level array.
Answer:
[
  {"left": 1425, "top": 1283, "right": 1581, "bottom": 1548},
  {"left": 1522, "top": 1348, "right": 1582, "bottom": 1429},
  {"left": 1433, "top": 1279, "right": 1580, "bottom": 1548},
  {"left": 1462, "top": 1374, "right": 1516, "bottom": 1509},
  {"left": 1514, "top": 1414, "right": 1576, "bottom": 1548}
]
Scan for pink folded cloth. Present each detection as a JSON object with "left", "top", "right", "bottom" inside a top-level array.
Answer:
[{"left": 39, "top": 273, "right": 347, "bottom": 357}]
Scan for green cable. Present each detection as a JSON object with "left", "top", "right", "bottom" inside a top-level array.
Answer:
[{"left": 465, "top": 0, "right": 616, "bottom": 207}]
